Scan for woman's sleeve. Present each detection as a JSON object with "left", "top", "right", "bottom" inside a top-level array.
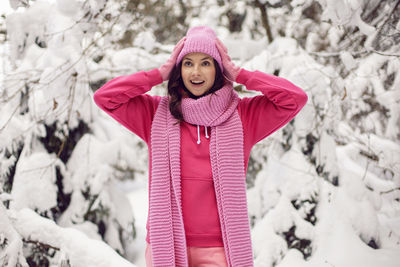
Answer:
[
  {"left": 237, "top": 69, "right": 308, "bottom": 145},
  {"left": 93, "top": 68, "right": 163, "bottom": 143}
]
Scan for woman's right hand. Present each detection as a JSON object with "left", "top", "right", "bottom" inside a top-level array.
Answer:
[
  {"left": 159, "top": 37, "right": 186, "bottom": 81},
  {"left": 215, "top": 38, "right": 241, "bottom": 82}
]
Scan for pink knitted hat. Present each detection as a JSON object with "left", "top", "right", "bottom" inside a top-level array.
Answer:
[{"left": 176, "top": 26, "right": 223, "bottom": 71}]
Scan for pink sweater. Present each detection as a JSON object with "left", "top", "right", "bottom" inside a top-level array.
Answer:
[{"left": 93, "top": 68, "right": 308, "bottom": 247}]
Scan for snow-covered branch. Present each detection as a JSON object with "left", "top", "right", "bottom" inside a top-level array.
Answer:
[{"left": 10, "top": 208, "right": 136, "bottom": 267}]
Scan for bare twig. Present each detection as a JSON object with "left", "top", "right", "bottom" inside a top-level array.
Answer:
[
  {"left": 366, "top": 49, "right": 400, "bottom": 57},
  {"left": 309, "top": 49, "right": 400, "bottom": 58},
  {"left": 23, "top": 239, "right": 60, "bottom": 251},
  {"left": 0, "top": 103, "right": 20, "bottom": 132},
  {"left": 380, "top": 187, "right": 400, "bottom": 195}
]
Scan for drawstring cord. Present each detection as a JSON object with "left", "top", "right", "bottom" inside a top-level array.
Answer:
[
  {"left": 197, "top": 125, "right": 201, "bottom": 144},
  {"left": 197, "top": 125, "right": 210, "bottom": 145}
]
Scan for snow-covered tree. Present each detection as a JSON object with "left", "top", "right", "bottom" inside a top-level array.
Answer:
[
  {"left": 1, "top": 0, "right": 141, "bottom": 265},
  {"left": 245, "top": 1, "right": 400, "bottom": 266}
]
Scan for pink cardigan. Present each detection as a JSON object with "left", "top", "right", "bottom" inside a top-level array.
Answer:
[{"left": 93, "top": 68, "right": 308, "bottom": 247}]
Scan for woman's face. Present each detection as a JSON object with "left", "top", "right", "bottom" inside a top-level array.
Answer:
[{"left": 181, "top": 52, "right": 216, "bottom": 97}]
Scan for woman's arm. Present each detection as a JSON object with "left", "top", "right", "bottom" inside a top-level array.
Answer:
[
  {"left": 215, "top": 38, "right": 308, "bottom": 145},
  {"left": 237, "top": 69, "right": 308, "bottom": 144},
  {"left": 93, "top": 38, "right": 186, "bottom": 143},
  {"left": 93, "top": 68, "right": 163, "bottom": 143}
]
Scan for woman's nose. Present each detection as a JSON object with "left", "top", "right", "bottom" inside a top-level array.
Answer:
[{"left": 192, "top": 64, "right": 201, "bottom": 74}]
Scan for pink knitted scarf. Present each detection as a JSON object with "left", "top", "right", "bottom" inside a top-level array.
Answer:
[{"left": 149, "top": 84, "right": 254, "bottom": 266}]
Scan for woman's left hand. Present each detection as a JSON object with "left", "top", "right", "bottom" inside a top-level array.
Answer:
[{"left": 215, "top": 38, "right": 241, "bottom": 82}]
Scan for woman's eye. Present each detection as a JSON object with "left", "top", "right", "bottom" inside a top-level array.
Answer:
[
  {"left": 183, "top": 61, "right": 192, "bottom": 66},
  {"left": 202, "top": 61, "right": 211, "bottom": 66}
]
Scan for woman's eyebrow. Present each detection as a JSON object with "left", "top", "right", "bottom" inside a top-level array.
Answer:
[{"left": 183, "top": 56, "right": 212, "bottom": 61}]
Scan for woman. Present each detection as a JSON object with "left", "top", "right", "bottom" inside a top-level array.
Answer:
[{"left": 93, "top": 26, "right": 308, "bottom": 267}]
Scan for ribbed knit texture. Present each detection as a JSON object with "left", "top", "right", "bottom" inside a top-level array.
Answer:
[
  {"left": 149, "top": 98, "right": 188, "bottom": 266},
  {"left": 176, "top": 26, "right": 223, "bottom": 71},
  {"left": 149, "top": 85, "right": 254, "bottom": 266}
]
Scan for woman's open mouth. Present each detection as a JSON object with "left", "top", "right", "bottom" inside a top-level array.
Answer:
[{"left": 191, "top": 80, "right": 205, "bottom": 85}]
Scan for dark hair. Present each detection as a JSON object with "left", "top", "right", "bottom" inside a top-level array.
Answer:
[{"left": 167, "top": 59, "right": 224, "bottom": 122}]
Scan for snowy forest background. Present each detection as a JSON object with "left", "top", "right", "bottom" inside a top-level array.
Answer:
[{"left": 0, "top": 0, "right": 399, "bottom": 266}]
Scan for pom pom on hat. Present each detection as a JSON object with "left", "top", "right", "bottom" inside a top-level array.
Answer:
[{"left": 176, "top": 26, "right": 223, "bottom": 71}]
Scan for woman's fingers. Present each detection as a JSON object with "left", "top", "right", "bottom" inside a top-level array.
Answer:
[
  {"left": 159, "top": 37, "right": 187, "bottom": 81},
  {"left": 215, "top": 38, "right": 241, "bottom": 82},
  {"left": 216, "top": 38, "right": 234, "bottom": 68},
  {"left": 172, "top": 37, "right": 186, "bottom": 56},
  {"left": 215, "top": 38, "right": 228, "bottom": 54}
]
